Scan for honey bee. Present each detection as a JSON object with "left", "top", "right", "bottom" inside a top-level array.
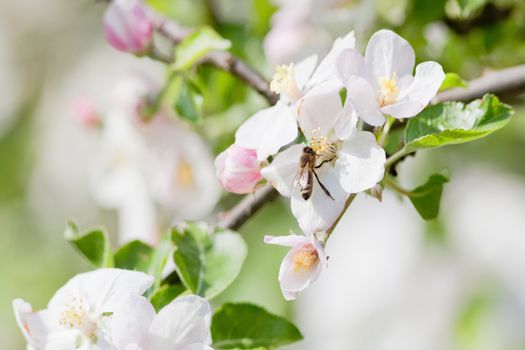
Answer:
[{"left": 294, "top": 146, "right": 334, "bottom": 201}]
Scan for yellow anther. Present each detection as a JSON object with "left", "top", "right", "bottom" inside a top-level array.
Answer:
[
  {"left": 176, "top": 158, "right": 194, "bottom": 188},
  {"left": 378, "top": 72, "right": 400, "bottom": 106},
  {"left": 292, "top": 244, "right": 319, "bottom": 272},
  {"left": 310, "top": 128, "right": 337, "bottom": 161},
  {"left": 270, "top": 63, "right": 303, "bottom": 102}
]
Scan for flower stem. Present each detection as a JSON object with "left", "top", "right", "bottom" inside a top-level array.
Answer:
[
  {"left": 382, "top": 174, "right": 411, "bottom": 196},
  {"left": 384, "top": 147, "right": 409, "bottom": 169},
  {"left": 377, "top": 116, "right": 395, "bottom": 147}
]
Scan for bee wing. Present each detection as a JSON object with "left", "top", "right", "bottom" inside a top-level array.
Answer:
[{"left": 293, "top": 168, "right": 310, "bottom": 188}]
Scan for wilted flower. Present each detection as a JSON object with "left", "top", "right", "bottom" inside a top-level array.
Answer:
[
  {"left": 113, "top": 295, "right": 213, "bottom": 350},
  {"left": 265, "top": 233, "right": 326, "bottom": 300},
  {"left": 336, "top": 29, "right": 445, "bottom": 126},
  {"left": 103, "top": 0, "right": 153, "bottom": 54},
  {"left": 262, "top": 87, "right": 385, "bottom": 233},
  {"left": 13, "top": 269, "right": 153, "bottom": 350},
  {"left": 215, "top": 144, "right": 263, "bottom": 194}
]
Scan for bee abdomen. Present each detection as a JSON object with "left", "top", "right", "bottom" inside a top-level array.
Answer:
[{"left": 301, "top": 184, "right": 312, "bottom": 200}]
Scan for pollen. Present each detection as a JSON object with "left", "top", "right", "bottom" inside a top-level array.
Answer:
[
  {"left": 310, "top": 128, "right": 337, "bottom": 161},
  {"left": 292, "top": 244, "right": 319, "bottom": 272},
  {"left": 378, "top": 73, "right": 400, "bottom": 106},
  {"left": 59, "top": 296, "right": 98, "bottom": 340},
  {"left": 269, "top": 64, "right": 302, "bottom": 102}
]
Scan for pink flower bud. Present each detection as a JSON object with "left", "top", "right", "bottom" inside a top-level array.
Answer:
[
  {"left": 215, "top": 145, "right": 262, "bottom": 194},
  {"left": 103, "top": 0, "right": 153, "bottom": 54},
  {"left": 71, "top": 96, "right": 101, "bottom": 128}
]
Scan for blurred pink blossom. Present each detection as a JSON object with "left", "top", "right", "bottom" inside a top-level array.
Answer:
[
  {"left": 103, "top": 0, "right": 153, "bottom": 54},
  {"left": 215, "top": 144, "right": 262, "bottom": 194},
  {"left": 71, "top": 96, "right": 101, "bottom": 127}
]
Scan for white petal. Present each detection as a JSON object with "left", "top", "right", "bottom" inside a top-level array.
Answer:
[
  {"left": 365, "top": 29, "right": 415, "bottom": 81},
  {"left": 278, "top": 246, "right": 322, "bottom": 301},
  {"left": 333, "top": 99, "right": 358, "bottom": 141},
  {"left": 148, "top": 295, "right": 212, "bottom": 350},
  {"left": 297, "top": 85, "right": 345, "bottom": 139},
  {"left": 13, "top": 299, "right": 53, "bottom": 349},
  {"left": 107, "top": 293, "right": 155, "bottom": 350},
  {"left": 335, "top": 131, "right": 386, "bottom": 193},
  {"left": 346, "top": 76, "right": 385, "bottom": 126},
  {"left": 261, "top": 144, "right": 304, "bottom": 197},
  {"left": 380, "top": 99, "right": 425, "bottom": 119},
  {"left": 309, "top": 31, "right": 356, "bottom": 87},
  {"left": 44, "top": 329, "right": 86, "bottom": 350},
  {"left": 291, "top": 166, "right": 347, "bottom": 234},
  {"left": 235, "top": 104, "right": 298, "bottom": 161},
  {"left": 294, "top": 54, "right": 318, "bottom": 90},
  {"left": 335, "top": 48, "right": 374, "bottom": 86},
  {"left": 264, "top": 234, "right": 310, "bottom": 248},
  {"left": 48, "top": 269, "right": 153, "bottom": 318}
]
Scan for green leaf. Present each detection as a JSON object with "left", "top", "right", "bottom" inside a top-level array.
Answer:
[
  {"left": 404, "top": 94, "right": 513, "bottom": 152},
  {"left": 174, "top": 27, "right": 231, "bottom": 71},
  {"left": 171, "top": 223, "right": 247, "bottom": 299},
  {"left": 211, "top": 303, "right": 303, "bottom": 349},
  {"left": 174, "top": 80, "right": 204, "bottom": 123},
  {"left": 408, "top": 174, "right": 449, "bottom": 220},
  {"left": 150, "top": 284, "right": 187, "bottom": 312},
  {"left": 439, "top": 72, "right": 467, "bottom": 91},
  {"left": 114, "top": 240, "right": 153, "bottom": 272},
  {"left": 64, "top": 220, "right": 112, "bottom": 268}
]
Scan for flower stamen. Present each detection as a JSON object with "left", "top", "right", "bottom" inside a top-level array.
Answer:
[
  {"left": 270, "top": 64, "right": 303, "bottom": 102},
  {"left": 292, "top": 244, "right": 319, "bottom": 272},
  {"left": 310, "top": 128, "right": 338, "bottom": 162},
  {"left": 378, "top": 73, "right": 400, "bottom": 106}
]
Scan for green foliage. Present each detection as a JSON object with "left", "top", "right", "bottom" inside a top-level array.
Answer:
[
  {"left": 407, "top": 174, "right": 449, "bottom": 220},
  {"left": 150, "top": 284, "right": 187, "bottom": 311},
  {"left": 64, "top": 221, "right": 113, "bottom": 268},
  {"left": 171, "top": 223, "right": 247, "bottom": 299},
  {"left": 440, "top": 73, "right": 468, "bottom": 91},
  {"left": 175, "top": 79, "right": 204, "bottom": 123},
  {"left": 211, "top": 303, "right": 303, "bottom": 349},
  {"left": 174, "top": 27, "right": 231, "bottom": 71},
  {"left": 404, "top": 94, "right": 513, "bottom": 152}
]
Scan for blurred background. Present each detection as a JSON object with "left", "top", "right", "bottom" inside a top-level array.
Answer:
[{"left": 1, "top": 0, "right": 525, "bottom": 349}]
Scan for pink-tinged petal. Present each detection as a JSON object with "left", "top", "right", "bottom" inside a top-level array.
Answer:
[
  {"left": 264, "top": 234, "right": 310, "bottom": 248},
  {"left": 13, "top": 299, "right": 53, "bottom": 349},
  {"left": 215, "top": 145, "right": 262, "bottom": 194},
  {"left": 260, "top": 144, "right": 304, "bottom": 197},
  {"left": 291, "top": 166, "right": 347, "bottom": 234},
  {"left": 335, "top": 48, "right": 374, "bottom": 87},
  {"left": 235, "top": 104, "right": 298, "bottom": 161},
  {"left": 278, "top": 243, "right": 323, "bottom": 300},
  {"left": 148, "top": 295, "right": 212, "bottom": 349},
  {"left": 71, "top": 96, "right": 101, "bottom": 128},
  {"left": 103, "top": 0, "right": 153, "bottom": 54},
  {"left": 294, "top": 55, "right": 318, "bottom": 90},
  {"left": 106, "top": 293, "right": 155, "bottom": 350},
  {"left": 365, "top": 29, "right": 415, "bottom": 81},
  {"left": 297, "top": 84, "right": 345, "bottom": 140},
  {"left": 335, "top": 131, "right": 386, "bottom": 193},
  {"left": 48, "top": 269, "right": 154, "bottom": 318},
  {"left": 346, "top": 76, "right": 385, "bottom": 126},
  {"left": 309, "top": 31, "right": 356, "bottom": 87}
]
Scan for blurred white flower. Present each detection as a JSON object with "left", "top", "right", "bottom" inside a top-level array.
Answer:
[
  {"left": 13, "top": 269, "right": 153, "bottom": 350},
  {"left": 336, "top": 29, "right": 445, "bottom": 126},
  {"left": 265, "top": 233, "right": 326, "bottom": 300},
  {"left": 262, "top": 88, "right": 385, "bottom": 233},
  {"left": 103, "top": 0, "right": 153, "bottom": 54},
  {"left": 113, "top": 295, "right": 212, "bottom": 350},
  {"left": 235, "top": 32, "right": 355, "bottom": 162}
]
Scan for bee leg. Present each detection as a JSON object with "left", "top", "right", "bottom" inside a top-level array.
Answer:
[
  {"left": 313, "top": 170, "right": 335, "bottom": 200},
  {"left": 315, "top": 157, "right": 336, "bottom": 169}
]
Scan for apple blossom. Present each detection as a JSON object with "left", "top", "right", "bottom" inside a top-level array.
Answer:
[
  {"left": 336, "top": 29, "right": 445, "bottom": 126},
  {"left": 215, "top": 144, "right": 263, "bottom": 194},
  {"left": 111, "top": 295, "right": 213, "bottom": 350},
  {"left": 72, "top": 96, "right": 102, "bottom": 128},
  {"left": 235, "top": 31, "right": 355, "bottom": 162},
  {"left": 265, "top": 233, "right": 326, "bottom": 300},
  {"left": 103, "top": 0, "right": 153, "bottom": 54},
  {"left": 262, "top": 86, "right": 385, "bottom": 234},
  {"left": 13, "top": 268, "right": 153, "bottom": 350}
]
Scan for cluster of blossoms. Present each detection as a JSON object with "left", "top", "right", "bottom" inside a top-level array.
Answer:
[
  {"left": 216, "top": 29, "right": 444, "bottom": 300},
  {"left": 13, "top": 269, "right": 212, "bottom": 350}
]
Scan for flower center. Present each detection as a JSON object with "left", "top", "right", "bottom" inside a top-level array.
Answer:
[
  {"left": 292, "top": 244, "right": 319, "bottom": 272},
  {"left": 176, "top": 157, "right": 194, "bottom": 188},
  {"left": 310, "top": 128, "right": 338, "bottom": 162},
  {"left": 270, "top": 64, "right": 303, "bottom": 102},
  {"left": 59, "top": 296, "right": 98, "bottom": 341},
  {"left": 378, "top": 73, "right": 400, "bottom": 106}
]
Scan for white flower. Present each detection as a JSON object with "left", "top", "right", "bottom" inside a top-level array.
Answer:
[
  {"left": 262, "top": 87, "right": 385, "bottom": 233},
  {"left": 13, "top": 269, "right": 153, "bottom": 350},
  {"left": 264, "top": 233, "right": 326, "bottom": 300},
  {"left": 235, "top": 32, "right": 355, "bottom": 161},
  {"left": 112, "top": 295, "right": 212, "bottom": 350},
  {"left": 336, "top": 29, "right": 445, "bottom": 126}
]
